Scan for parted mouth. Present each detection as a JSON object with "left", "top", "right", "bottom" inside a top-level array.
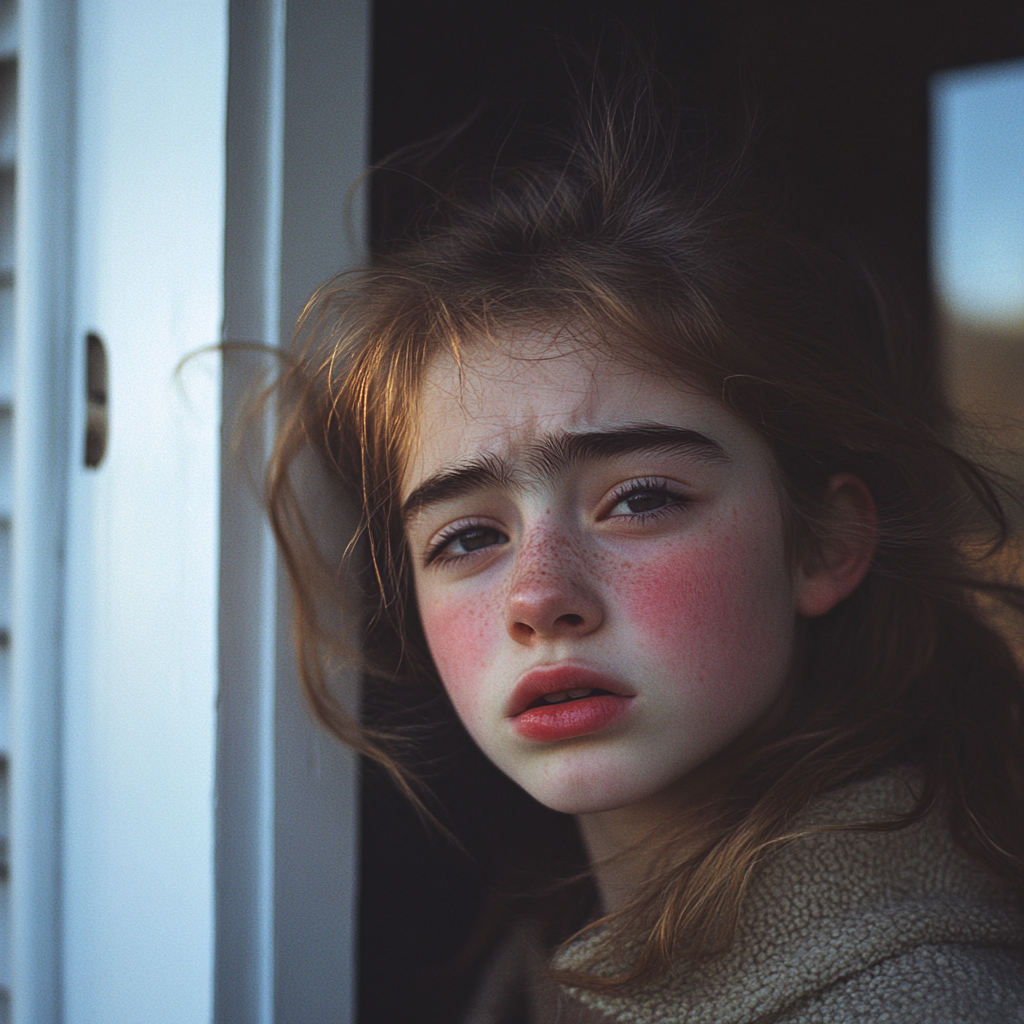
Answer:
[
  {"left": 507, "top": 664, "right": 633, "bottom": 718},
  {"left": 525, "top": 686, "right": 615, "bottom": 708}
]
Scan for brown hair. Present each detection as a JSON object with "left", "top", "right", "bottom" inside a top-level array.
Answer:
[{"left": 267, "top": 81, "right": 1024, "bottom": 991}]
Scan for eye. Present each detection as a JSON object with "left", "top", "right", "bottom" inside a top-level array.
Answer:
[
  {"left": 427, "top": 524, "right": 509, "bottom": 565},
  {"left": 620, "top": 489, "right": 671, "bottom": 514},
  {"left": 605, "top": 479, "right": 689, "bottom": 520}
]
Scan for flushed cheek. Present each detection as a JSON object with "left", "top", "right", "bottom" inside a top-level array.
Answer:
[
  {"left": 417, "top": 588, "right": 503, "bottom": 728},
  {"left": 611, "top": 533, "right": 793, "bottom": 690}
]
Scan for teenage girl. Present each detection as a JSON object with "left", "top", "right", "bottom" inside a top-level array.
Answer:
[{"left": 267, "top": 83, "right": 1024, "bottom": 1023}]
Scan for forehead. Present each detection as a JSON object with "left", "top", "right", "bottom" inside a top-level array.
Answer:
[{"left": 403, "top": 329, "right": 768, "bottom": 492}]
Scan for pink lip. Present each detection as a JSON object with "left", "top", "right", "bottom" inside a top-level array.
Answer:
[{"left": 507, "top": 665, "right": 635, "bottom": 742}]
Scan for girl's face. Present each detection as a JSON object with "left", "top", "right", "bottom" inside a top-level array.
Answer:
[{"left": 402, "top": 330, "right": 799, "bottom": 815}]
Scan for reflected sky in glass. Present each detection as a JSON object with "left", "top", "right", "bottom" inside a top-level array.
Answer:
[{"left": 931, "top": 59, "right": 1024, "bottom": 326}]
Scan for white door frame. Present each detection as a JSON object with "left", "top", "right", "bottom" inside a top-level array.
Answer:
[
  {"left": 216, "top": 2, "right": 369, "bottom": 1022},
  {"left": 11, "top": 2, "right": 368, "bottom": 1021}
]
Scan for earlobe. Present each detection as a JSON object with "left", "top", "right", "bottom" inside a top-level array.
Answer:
[{"left": 795, "top": 473, "right": 878, "bottom": 617}]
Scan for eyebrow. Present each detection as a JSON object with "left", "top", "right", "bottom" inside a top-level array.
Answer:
[{"left": 401, "top": 423, "right": 728, "bottom": 524}]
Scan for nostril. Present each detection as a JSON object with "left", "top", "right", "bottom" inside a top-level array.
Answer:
[{"left": 557, "top": 613, "right": 584, "bottom": 628}]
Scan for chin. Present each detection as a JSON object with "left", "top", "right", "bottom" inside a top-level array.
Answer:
[{"left": 517, "top": 767, "right": 662, "bottom": 816}]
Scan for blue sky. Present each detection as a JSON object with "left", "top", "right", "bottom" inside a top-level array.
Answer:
[{"left": 932, "top": 59, "right": 1024, "bottom": 325}]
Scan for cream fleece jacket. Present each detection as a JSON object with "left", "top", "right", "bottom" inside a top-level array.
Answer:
[{"left": 467, "top": 773, "right": 1024, "bottom": 1023}]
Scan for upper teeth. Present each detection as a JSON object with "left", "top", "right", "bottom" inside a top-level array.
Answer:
[{"left": 542, "top": 688, "right": 593, "bottom": 704}]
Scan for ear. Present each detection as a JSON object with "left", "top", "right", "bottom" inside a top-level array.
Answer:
[{"left": 795, "top": 473, "right": 878, "bottom": 618}]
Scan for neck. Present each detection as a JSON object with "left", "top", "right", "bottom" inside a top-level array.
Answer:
[
  {"left": 576, "top": 804, "right": 665, "bottom": 914},
  {"left": 576, "top": 761, "right": 729, "bottom": 914}
]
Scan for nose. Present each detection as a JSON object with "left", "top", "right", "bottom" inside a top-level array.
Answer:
[{"left": 505, "top": 533, "right": 604, "bottom": 645}]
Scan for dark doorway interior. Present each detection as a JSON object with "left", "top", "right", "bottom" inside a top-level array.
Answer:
[{"left": 361, "top": 4, "right": 1024, "bottom": 1022}]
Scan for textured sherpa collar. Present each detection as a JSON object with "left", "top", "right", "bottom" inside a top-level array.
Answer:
[{"left": 554, "top": 773, "right": 1024, "bottom": 1024}]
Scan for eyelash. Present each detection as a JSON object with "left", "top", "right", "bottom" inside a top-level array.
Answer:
[
  {"left": 424, "top": 478, "right": 690, "bottom": 568},
  {"left": 425, "top": 519, "right": 509, "bottom": 567},
  {"left": 602, "top": 477, "right": 691, "bottom": 522}
]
